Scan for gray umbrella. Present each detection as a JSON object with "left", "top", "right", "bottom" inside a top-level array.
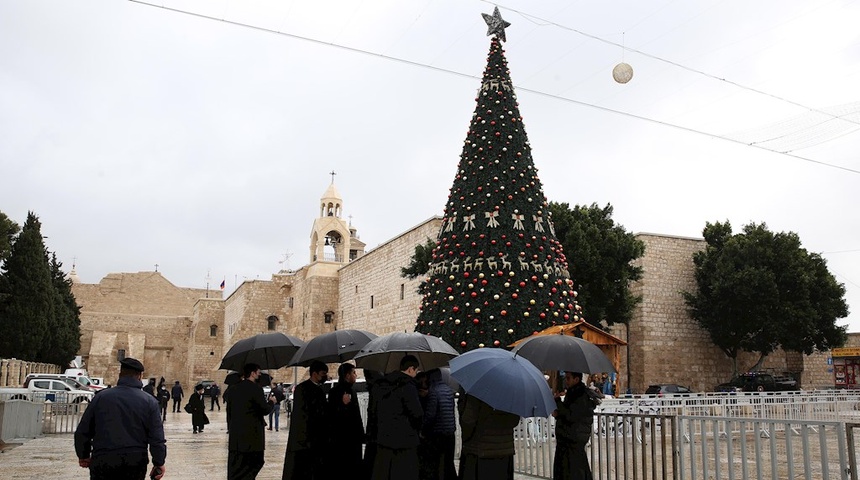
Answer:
[
  {"left": 353, "top": 332, "right": 459, "bottom": 373},
  {"left": 289, "top": 329, "right": 378, "bottom": 367},
  {"left": 219, "top": 332, "right": 306, "bottom": 371},
  {"left": 510, "top": 334, "right": 616, "bottom": 374}
]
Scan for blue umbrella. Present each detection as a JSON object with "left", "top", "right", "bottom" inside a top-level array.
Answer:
[{"left": 449, "top": 348, "right": 556, "bottom": 418}]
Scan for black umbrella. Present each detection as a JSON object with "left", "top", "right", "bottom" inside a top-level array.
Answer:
[
  {"left": 289, "top": 329, "right": 378, "bottom": 367},
  {"left": 219, "top": 332, "right": 305, "bottom": 371},
  {"left": 353, "top": 332, "right": 459, "bottom": 373},
  {"left": 510, "top": 334, "right": 616, "bottom": 374}
]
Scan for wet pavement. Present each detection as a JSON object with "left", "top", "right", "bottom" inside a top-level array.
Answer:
[
  {"left": 0, "top": 408, "right": 291, "bottom": 479},
  {"left": 0, "top": 408, "right": 537, "bottom": 479}
]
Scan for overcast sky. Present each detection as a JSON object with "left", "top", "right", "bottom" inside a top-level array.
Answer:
[{"left": 2, "top": 0, "right": 859, "bottom": 331}]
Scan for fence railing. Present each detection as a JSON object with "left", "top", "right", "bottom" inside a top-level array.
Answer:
[{"left": 513, "top": 391, "right": 860, "bottom": 480}]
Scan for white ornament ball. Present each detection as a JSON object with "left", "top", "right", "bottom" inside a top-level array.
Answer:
[{"left": 613, "top": 62, "right": 634, "bottom": 84}]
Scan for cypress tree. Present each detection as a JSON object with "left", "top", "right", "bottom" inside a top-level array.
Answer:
[
  {"left": 0, "top": 212, "right": 53, "bottom": 360},
  {"left": 48, "top": 253, "right": 81, "bottom": 366},
  {"left": 415, "top": 12, "right": 583, "bottom": 351}
]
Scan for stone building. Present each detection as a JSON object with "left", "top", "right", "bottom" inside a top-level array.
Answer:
[{"left": 70, "top": 182, "right": 850, "bottom": 392}]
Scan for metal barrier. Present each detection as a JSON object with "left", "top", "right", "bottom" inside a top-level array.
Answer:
[
  {"left": 41, "top": 401, "right": 88, "bottom": 434},
  {"left": 513, "top": 401, "right": 859, "bottom": 479}
]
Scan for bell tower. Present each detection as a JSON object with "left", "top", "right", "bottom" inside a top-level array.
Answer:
[{"left": 309, "top": 172, "right": 365, "bottom": 268}]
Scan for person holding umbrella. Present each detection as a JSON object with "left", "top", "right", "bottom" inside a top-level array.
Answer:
[
  {"left": 227, "top": 363, "right": 276, "bottom": 480},
  {"left": 282, "top": 360, "right": 329, "bottom": 480},
  {"left": 370, "top": 354, "right": 423, "bottom": 480},
  {"left": 458, "top": 393, "right": 520, "bottom": 480},
  {"left": 326, "top": 363, "right": 365, "bottom": 478},
  {"left": 553, "top": 371, "right": 602, "bottom": 480}
]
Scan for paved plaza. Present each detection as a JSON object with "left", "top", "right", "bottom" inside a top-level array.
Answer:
[
  {"left": 0, "top": 408, "right": 535, "bottom": 479},
  {"left": 0, "top": 409, "right": 293, "bottom": 479}
]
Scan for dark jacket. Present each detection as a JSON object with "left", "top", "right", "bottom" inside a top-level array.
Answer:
[
  {"left": 372, "top": 371, "right": 423, "bottom": 449},
  {"left": 171, "top": 383, "right": 184, "bottom": 401},
  {"left": 327, "top": 380, "right": 365, "bottom": 446},
  {"left": 227, "top": 379, "right": 273, "bottom": 453},
  {"left": 555, "top": 383, "right": 598, "bottom": 444},
  {"left": 188, "top": 391, "right": 209, "bottom": 427},
  {"left": 421, "top": 369, "right": 456, "bottom": 437},
  {"left": 286, "top": 379, "right": 328, "bottom": 452},
  {"left": 142, "top": 381, "right": 156, "bottom": 397},
  {"left": 157, "top": 386, "right": 170, "bottom": 406},
  {"left": 74, "top": 376, "right": 166, "bottom": 467},
  {"left": 459, "top": 394, "right": 520, "bottom": 458}
]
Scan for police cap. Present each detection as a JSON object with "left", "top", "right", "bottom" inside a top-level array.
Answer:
[{"left": 120, "top": 357, "right": 145, "bottom": 372}]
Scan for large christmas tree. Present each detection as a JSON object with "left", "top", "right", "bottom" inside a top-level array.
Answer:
[{"left": 415, "top": 9, "right": 583, "bottom": 351}]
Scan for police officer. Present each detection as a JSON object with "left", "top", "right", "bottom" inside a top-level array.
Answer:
[{"left": 74, "top": 357, "right": 166, "bottom": 480}]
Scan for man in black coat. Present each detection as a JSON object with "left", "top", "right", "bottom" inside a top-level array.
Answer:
[
  {"left": 282, "top": 360, "right": 328, "bottom": 480},
  {"left": 327, "top": 363, "right": 365, "bottom": 478},
  {"left": 371, "top": 354, "right": 423, "bottom": 480},
  {"left": 171, "top": 381, "right": 184, "bottom": 413},
  {"left": 553, "top": 371, "right": 600, "bottom": 480},
  {"left": 74, "top": 357, "right": 166, "bottom": 480},
  {"left": 227, "top": 363, "right": 276, "bottom": 480}
]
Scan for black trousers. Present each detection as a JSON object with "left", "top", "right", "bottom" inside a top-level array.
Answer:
[
  {"left": 172, "top": 398, "right": 181, "bottom": 412},
  {"left": 228, "top": 450, "right": 265, "bottom": 480},
  {"left": 211, "top": 395, "right": 221, "bottom": 410},
  {"left": 89, "top": 452, "right": 148, "bottom": 480},
  {"left": 372, "top": 445, "right": 418, "bottom": 480},
  {"left": 553, "top": 439, "right": 593, "bottom": 480},
  {"left": 418, "top": 434, "right": 457, "bottom": 480}
]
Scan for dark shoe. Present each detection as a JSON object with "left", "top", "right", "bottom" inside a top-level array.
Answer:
[
  {"left": 193, "top": 430, "right": 198, "bottom": 434},
  {"left": 275, "top": 428, "right": 278, "bottom": 432},
  {"left": 268, "top": 428, "right": 272, "bottom": 431}
]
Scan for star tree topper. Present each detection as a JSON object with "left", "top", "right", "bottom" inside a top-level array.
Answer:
[{"left": 482, "top": 7, "right": 511, "bottom": 42}]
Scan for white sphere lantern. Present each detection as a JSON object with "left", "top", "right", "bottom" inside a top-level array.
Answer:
[{"left": 612, "top": 62, "right": 634, "bottom": 84}]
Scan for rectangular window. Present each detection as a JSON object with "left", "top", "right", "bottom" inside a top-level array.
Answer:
[
  {"left": 355, "top": 285, "right": 359, "bottom": 294},
  {"left": 117, "top": 349, "right": 126, "bottom": 361},
  {"left": 324, "top": 312, "right": 333, "bottom": 324},
  {"left": 400, "top": 284, "right": 405, "bottom": 300},
  {"left": 288, "top": 297, "right": 294, "bottom": 308},
  {"left": 370, "top": 295, "right": 374, "bottom": 309}
]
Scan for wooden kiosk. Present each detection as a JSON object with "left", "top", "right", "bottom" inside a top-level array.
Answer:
[{"left": 510, "top": 321, "right": 628, "bottom": 395}]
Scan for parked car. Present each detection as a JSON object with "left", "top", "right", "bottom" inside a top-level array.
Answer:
[
  {"left": 717, "top": 372, "right": 798, "bottom": 392},
  {"left": 25, "top": 373, "right": 104, "bottom": 392},
  {"left": 645, "top": 384, "right": 693, "bottom": 395},
  {"left": 0, "top": 377, "right": 94, "bottom": 403}
]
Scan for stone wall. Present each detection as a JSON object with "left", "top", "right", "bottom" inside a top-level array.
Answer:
[
  {"left": 627, "top": 233, "right": 802, "bottom": 393},
  {"left": 71, "top": 272, "right": 212, "bottom": 389},
  {"left": 339, "top": 217, "right": 443, "bottom": 335}
]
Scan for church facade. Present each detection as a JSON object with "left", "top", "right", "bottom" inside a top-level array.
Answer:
[{"left": 70, "top": 183, "right": 842, "bottom": 392}]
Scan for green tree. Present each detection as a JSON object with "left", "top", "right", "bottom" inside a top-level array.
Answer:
[
  {"left": 548, "top": 202, "right": 644, "bottom": 326},
  {"left": 0, "top": 212, "right": 53, "bottom": 360},
  {"left": 683, "top": 221, "right": 848, "bottom": 375},
  {"left": 47, "top": 253, "right": 81, "bottom": 366},
  {"left": 401, "top": 238, "right": 437, "bottom": 280},
  {"left": 414, "top": 34, "right": 583, "bottom": 351},
  {"left": 0, "top": 211, "right": 19, "bottom": 265}
]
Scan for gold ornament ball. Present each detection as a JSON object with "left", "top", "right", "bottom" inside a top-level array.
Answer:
[{"left": 612, "top": 62, "right": 634, "bottom": 84}]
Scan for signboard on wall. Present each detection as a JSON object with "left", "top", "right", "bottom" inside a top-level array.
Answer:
[{"left": 832, "top": 347, "right": 860, "bottom": 357}]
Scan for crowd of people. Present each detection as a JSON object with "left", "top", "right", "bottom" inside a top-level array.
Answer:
[{"left": 72, "top": 356, "right": 602, "bottom": 480}]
